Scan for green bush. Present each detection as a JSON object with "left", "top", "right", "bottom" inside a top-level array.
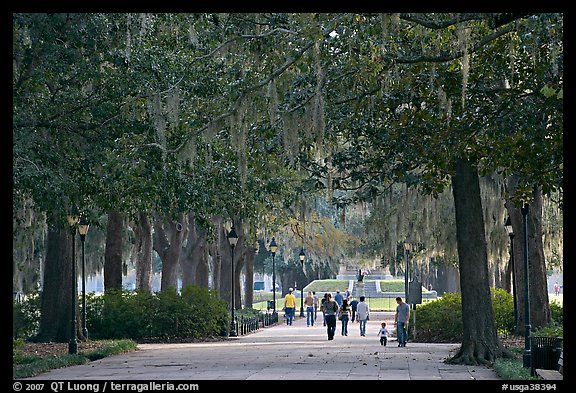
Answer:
[
  {"left": 13, "top": 293, "right": 41, "bottom": 339},
  {"left": 412, "top": 292, "right": 463, "bottom": 342},
  {"left": 414, "top": 288, "right": 515, "bottom": 342},
  {"left": 549, "top": 299, "right": 563, "bottom": 325},
  {"left": 491, "top": 287, "right": 515, "bottom": 334},
  {"left": 87, "top": 285, "right": 229, "bottom": 341}
]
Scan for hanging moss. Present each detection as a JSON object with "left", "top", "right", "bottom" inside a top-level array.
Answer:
[
  {"left": 267, "top": 79, "right": 278, "bottom": 130},
  {"left": 456, "top": 24, "right": 470, "bottom": 110},
  {"left": 146, "top": 90, "right": 167, "bottom": 162},
  {"left": 125, "top": 14, "right": 132, "bottom": 62},
  {"left": 312, "top": 41, "right": 326, "bottom": 148}
]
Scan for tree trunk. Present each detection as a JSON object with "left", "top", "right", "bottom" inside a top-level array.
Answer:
[
  {"left": 447, "top": 156, "right": 509, "bottom": 365},
  {"left": 104, "top": 211, "right": 123, "bottom": 292},
  {"left": 211, "top": 216, "right": 224, "bottom": 294},
  {"left": 134, "top": 212, "right": 153, "bottom": 292},
  {"left": 218, "top": 219, "right": 232, "bottom": 303},
  {"left": 195, "top": 246, "right": 209, "bottom": 288},
  {"left": 180, "top": 212, "right": 208, "bottom": 289},
  {"left": 434, "top": 263, "right": 460, "bottom": 296},
  {"left": 506, "top": 177, "right": 551, "bottom": 335},
  {"left": 35, "top": 223, "right": 74, "bottom": 342},
  {"left": 153, "top": 212, "right": 186, "bottom": 292},
  {"left": 244, "top": 246, "right": 256, "bottom": 309},
  {"left": 232, "top": 217, "right": 246, "bottom": 311},
  {"left": 526, "top": 188, "right": 551, "bottom": 329}
]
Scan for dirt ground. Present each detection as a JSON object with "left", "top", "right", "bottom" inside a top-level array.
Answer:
[{"left": 15, "top": 341, "right": 112, "bottom": 358}]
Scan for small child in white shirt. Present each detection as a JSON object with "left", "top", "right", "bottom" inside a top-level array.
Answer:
[{"left": 378, "top": 322, "right": 388, "bottom": 346}]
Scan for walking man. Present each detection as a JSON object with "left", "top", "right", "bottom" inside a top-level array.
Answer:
[
  {"left": 356, "top": 296, "right": 370, "bottom": 336},
  {"left": 284, "top": 288, "right": 296, "bottom": 325},
  {"left": 394, "top": 296, "right": 410, "bottom": 347}
]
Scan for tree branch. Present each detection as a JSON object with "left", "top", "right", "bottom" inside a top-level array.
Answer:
[{"left": 396, "top": 23, "right": 517, "bottom": 64}]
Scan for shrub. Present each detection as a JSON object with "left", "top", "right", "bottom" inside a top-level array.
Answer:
[
  {"left": 491, "top": 287, "right": 515, "bottom": 334},
  {"left": 549, "top": 299, "right": 563, "bottom": 325},
  {"left": 13, "top": 293, "right": 41, "bottom": 339},
  {"left": 414, "top": 288, "right": 515, "bottom": 342},
  {"left": 87, "top": 286, "right": 229, "bottom": 341},
  {"left": 412, "top": 292, "right": 463, "bottom": 342}
]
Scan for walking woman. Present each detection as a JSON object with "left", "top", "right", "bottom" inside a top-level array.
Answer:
[
  {"left": 339, "top": 298, "right": 351, "bottom": 336},
  {"left": 304, "top": 291, "right": 315, "bottom": 326},
  {"left": 321, "top": 292, "right": 339, "bottom": 340}
]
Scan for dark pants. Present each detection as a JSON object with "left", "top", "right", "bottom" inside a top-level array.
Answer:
[
  {"left": 380, "top": 336, "right": 387, "bottom": 346},
  {"left": 325, "top": 315, "right": 337, "bottom": 340}
]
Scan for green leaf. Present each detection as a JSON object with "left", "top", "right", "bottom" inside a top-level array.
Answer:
[{"left": 540, "top": 85, "right": 556, "bottom": 98}]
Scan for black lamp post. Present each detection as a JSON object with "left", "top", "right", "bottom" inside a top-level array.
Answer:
[
  {"left": 269, "top": 237, "right": 278, "bottom": 315},
  {"left": 67, "top": 214, "right": 79, "bottom": 355},
  {"left": 521, "top": 204, "right": 532, "bottom": 368},
  {"left": 78, "top": 217, "right": 90, "bottom": 339},
  {"left": 403, "top": 241, "right": 411, "bottom": 302},
  {"left": 505, "top": 216, "right": 518, "bottom": 330},
  {"left": 299, "top": 248, "right": 305, "bottom": 317},
  {"left": 228, "top": 226, "right": 239, "bottom": 337}
]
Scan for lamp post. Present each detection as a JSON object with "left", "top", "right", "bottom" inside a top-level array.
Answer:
[
  {"left": 521, "top": 204, "right": 532, "bottom": 368},
  {"left": 78, "top": 217, "right": 90, "bottom": 339},
  {"left": 269, "top": 237, "right": 278, "bottom": 315},
  {"left": 505, "top": 216, "right": 518, "bottom": 330},
  {"left": 403, "top": 241, "right": 411, "bottom": 302},
  {"left": 67, "top": 214, "right": 79, "bottom": 355},
  {"left": 299, "top": 248, "right": 305, "bottom": 317},
  {"left": 228, "top": 226, "right": 239, "bottom": 337}
]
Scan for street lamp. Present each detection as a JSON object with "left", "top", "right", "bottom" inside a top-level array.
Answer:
[
  {"left": 505, "top": 216, "right": 518, "bottom": 330},
  {"left": 299, "top": 248, "right": 305, "bottom": 317},
  {"left": 269, "top": 237, "right": 278, "bottom": 315},
  {"left": 227, "top": 226, "right": 239, "bottom": 337},
  {"left": 67, "top": 214, "right": 79, "bottom": 354},
  {"left": 521, "top": 204, "right": 532, "bottom": 368},
  {"left": 403, "top": 241, "right": 411, "bottom": 302},
  {"left": 78, "top": 217, "right": 90, "bottom": 339}
]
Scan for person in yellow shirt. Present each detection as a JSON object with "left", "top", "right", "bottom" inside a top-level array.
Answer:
[{"left": 284, "top": 288, "right": 297, "bottom": 325}]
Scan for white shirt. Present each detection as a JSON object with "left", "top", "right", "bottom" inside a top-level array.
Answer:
[
  {"left": 356, "top": 301, "right": 370, "bottom": 320},
  {"left": 378, "top": 327, "right": 389, "bottom": 338}
]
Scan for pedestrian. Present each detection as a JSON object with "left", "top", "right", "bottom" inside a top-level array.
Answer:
[
  {"left": 284, "top": 288, "right": 297, "bottom": 325},
  {"left": 334, "top": 290, "right": 344, "bottom": 307},
  {"left": 356, "top": 295, "right": 370, "bottom": 336},
  {"left": 350, "top": 296, "right": 359, "bottom": 322},
  {"left": 321, "top": 293, "right": 328, "bottom": 326},
  {"left": 394, "top": 296, "right": 410, "bottom": 347},
  {"left": 322, "top": 292, "right": 339, "bottom": 340},
  {"left": 339, "top": 298, "right": 351, "bottom": 336},
  {"left": 345, "top": 287, "right": 351, "bottom": 301},
  {"left": 378, "top": 322, "right": 389, "bottom": 346},
  {"left": 312, "top": 291, "right": 319, "bottom": 319},
  {"left": 554, "top": 282, "right": 560, "bottom": 296},
  {"left": 304, "top": 291, "right": 315, "bottom": 326}
]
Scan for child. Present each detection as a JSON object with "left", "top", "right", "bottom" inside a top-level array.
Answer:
[{"left": 378, "top": 322, "right": 389, "bottom": 346}]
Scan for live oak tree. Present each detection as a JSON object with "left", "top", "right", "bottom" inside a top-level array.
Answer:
[
  {"left": 13, "top": 13, "right": 561, "bottom": 355},
  {"left": 289, "top": 13, "right": 562, "bottom": 364}
]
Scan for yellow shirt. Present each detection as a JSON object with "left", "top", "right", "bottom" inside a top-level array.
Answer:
[{"left": 284, "top": 293, "right": 296, "bottom": 308}]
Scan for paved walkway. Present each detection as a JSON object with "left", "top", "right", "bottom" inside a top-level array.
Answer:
[{"left": 24, "top": 312, "right": 501, "bottom": 380}]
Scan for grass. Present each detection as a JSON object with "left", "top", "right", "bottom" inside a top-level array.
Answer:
[
  {"left": 13, "top": 339, "right": 137, "bottom": 379},
  {"left": 493, "top": 345, "right": 539, "bottom": 380}
]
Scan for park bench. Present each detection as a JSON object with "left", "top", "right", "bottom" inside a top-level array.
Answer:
[{"left": 535, "top": 351, "right": 563, "bottom": 380}]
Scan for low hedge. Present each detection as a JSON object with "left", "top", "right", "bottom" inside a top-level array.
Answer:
[{"left": 87, "top": 285, "right": 230, "bottom": 340}]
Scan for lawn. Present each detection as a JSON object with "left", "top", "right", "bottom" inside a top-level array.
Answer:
[{"left": 249, "top": 279, "right": 433, "bottom": 311}]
